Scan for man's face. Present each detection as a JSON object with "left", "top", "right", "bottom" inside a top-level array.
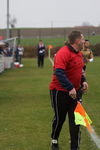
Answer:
[{"left": 76, "top": 34, "right": 85, "bottom": 50}]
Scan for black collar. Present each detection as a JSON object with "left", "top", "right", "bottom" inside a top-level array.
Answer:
[{"left": 67, "top": 43, "right": 79, "bottom": 54}]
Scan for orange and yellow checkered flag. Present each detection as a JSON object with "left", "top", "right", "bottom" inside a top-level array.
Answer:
[{"left": 74, "top": 101, "right": 92, "bottom": 133}]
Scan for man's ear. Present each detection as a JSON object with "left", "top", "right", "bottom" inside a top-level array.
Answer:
[{"left": 75, "top": 39, "right": 79, "bottom": 44}]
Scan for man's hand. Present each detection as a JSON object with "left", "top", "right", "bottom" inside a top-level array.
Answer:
[
  {"left": 82, "top": 82, "right": 88, "bottom": 92},
  {"left": 69, "top": 88, "right": 77, "bottom": 99}
]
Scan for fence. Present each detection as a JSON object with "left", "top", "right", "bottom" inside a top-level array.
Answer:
[
  {"left": 0, "top": 37, "right": 17, "bottom": 73},
  {"left": 0, "top": 55, "right": 14, "bottom": 73},
  {"left": 1, "top": 26, "right": 100, "bottom": 40}
]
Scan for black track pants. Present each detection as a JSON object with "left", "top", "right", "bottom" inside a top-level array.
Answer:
[
  {"left": 50, "top": 89, "right": 81, "bottom": 150},
  {"left": 38, "top": 55, "right": 44, "bottom": 67}
]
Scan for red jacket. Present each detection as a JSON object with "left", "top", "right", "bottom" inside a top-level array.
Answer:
[{"left": 50, "top": 45, "right": 84, "bottom": 91}]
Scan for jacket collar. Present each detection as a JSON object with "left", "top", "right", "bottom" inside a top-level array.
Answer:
[{"left": 67, "top": 43, "right": 79, "bottom": 54}]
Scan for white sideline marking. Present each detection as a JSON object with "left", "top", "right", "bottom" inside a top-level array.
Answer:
[
  {"left": 89, "top": 126, "right": 100, "bottom": 149},
  {"left": 49, "top": 57, "right": 100, "bottom": 149},
  {"left": 49, "top": 57, "right": 54, "bottom": 66},
  {"left": 48, "top": 49, "right": 54, "bottom": 66}
]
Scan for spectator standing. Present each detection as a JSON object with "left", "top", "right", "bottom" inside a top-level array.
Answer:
[
  {"left": 17, "top": 45, "right": 24, "bottom": 64},
  {"left": 2, "top": 42, "right": 13, "bottom": 69},
  {"left": 0, "top": 41, "right": 5, "bottom": 55},
  {"left": 15, "top": 45, "right": 24, "bottom": 64},
  {"left": 37, "top": 40, "right": 45, "bottom": 67},
  {"left": 15, "top": 45, "right": 19, "bottom": 62},
  {"left": 3, "top": 42, "right": 12, "bottom": 57},
  {"left": 49, "top": 31, "right": 88, "bottom": 150},
  {"left": 81, "top": 40, "right": 94, "bottom": 71}
]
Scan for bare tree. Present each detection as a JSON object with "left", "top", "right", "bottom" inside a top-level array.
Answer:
[
  {"left": 10, "top": 16, "right": 17, "bottom": 28},
  {"left": 9, "top": 16, "right": 17, "bottom": 37},
  {"left": 82, "top": 21, "right": 91, "bottom": 26}
]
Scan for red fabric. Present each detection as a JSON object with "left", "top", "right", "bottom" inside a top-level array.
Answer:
[{"left": 50, "top": 46, "right": 84, "bottom": 91}]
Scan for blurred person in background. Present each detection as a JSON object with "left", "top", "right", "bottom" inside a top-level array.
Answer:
[
  {"left": 3, "top": 42, "right": 12, "bottom": 57},
  {"left": 81, "top": 40, "right": 94, "bottom": 72},
  {"left": 37, "top": 40, "right": 45, "bottom": 68},
  {"left": 15, "top": 45, "right": 24, "bottom": 64},
  {"left": 17, "top": 45, "right": 24, "bottom": 64},
  {"left": 0, "top": 41, "right": 5, "bottom": 55},
  {"left": 15, "top": 45, "right": 19, "bottom": 62}
]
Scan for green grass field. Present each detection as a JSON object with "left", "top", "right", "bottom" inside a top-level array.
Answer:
[
  {"left": 0, "top": 57, "right": 100, "bottom": 150},
  {"left": 19, "top": 35, "right": 100, "bottom": 46}
]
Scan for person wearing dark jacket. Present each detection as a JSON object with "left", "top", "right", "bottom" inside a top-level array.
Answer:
[
  {"left": 49, "top": 31, "right": 88, "bottom": 150},
  {"left": 0, "top": 41, "right": 4, "bottom": 55},
  {"left": 37, "top": 40, "right": 45, "bottom": 67},
  {"left": 3, "top": 42, "right": 12, "bottom": 57}
]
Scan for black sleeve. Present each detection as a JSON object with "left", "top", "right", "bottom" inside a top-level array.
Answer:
[
  {"left": 81, "top": 74, "right": 86, "bottom": 85},
  {"left": 55, "top": 68, "right": 74, "bottom": 91},
  {"left": 81, "top": 68, "right": 86, "bottom": 85}
]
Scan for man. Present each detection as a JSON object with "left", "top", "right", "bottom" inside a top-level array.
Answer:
[
  {"left": 3, "top": 42, "right": 12, "bottom": 57},
  {"left": 37, "top": 40, "right": 45, "bottom": 67},
  {"left": 81, "top": 40, "right": 94, "bottom": 71},
  {"left": 0, "top": 41, "right": 5, "bottom": 55},
  {"left": 17, "top": 45, "right": 24, "bottom": 64},
  {"left": 49, "top": 31, "right": 88, "bottom": 150}
]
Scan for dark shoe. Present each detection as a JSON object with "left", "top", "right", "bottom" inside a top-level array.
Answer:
[{"left": 51, "top": 143, "right": 59, "bottom": 150}]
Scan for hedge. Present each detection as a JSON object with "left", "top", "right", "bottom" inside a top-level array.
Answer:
[{"left": 23, "top": 44, "right": 100, "bottom": 58}]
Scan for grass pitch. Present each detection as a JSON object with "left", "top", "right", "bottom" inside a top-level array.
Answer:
[{"left": 0, "top": 57, "right": 100, "bottom": 150}]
